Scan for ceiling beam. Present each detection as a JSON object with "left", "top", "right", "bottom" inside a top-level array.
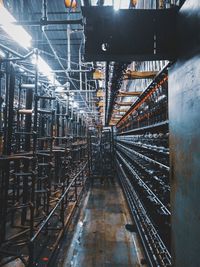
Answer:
[{"left": 44, "top": 28, "right": 83, "bottom": 32}]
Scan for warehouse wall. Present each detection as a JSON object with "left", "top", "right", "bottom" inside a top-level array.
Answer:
[{"left": 169, "top": 1, "right": 200, "bottom": 266}]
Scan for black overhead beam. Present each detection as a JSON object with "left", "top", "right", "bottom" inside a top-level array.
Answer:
[
  {"left": 36, "top": 38, "right": 82, "bottom": 41},
  {"left": 13, "top": 19, "right": 83, "bottom": 26},
  {"left": 26, "top": 11, "right": 81, "bottom": 15},
  {"left": 82, "top": 7, "right": 178, "bottom": 61},
  {"left": 44, "top": 28, "right": 83, "bottom": 32},
  {"left": 37, "top": 43, "right": 81, "bottom": 46}
]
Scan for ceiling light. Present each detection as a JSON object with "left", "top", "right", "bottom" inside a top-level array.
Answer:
[
  {"left": 0, "top": 4, "right": 61, "bottom": 87},
  {"left": 0, "top": 3, "right": 32, "bottom": 49},
  {"left": 32, "top": 55, "right": 60, "bottom": 85}
]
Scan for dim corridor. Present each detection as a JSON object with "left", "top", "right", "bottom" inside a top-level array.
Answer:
[{"left": 57, "top": 179, "right": 145, "bottom": 267}]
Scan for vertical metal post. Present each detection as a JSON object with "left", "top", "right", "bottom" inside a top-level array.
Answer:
[
  {"left": 25, "top": 89, "right": 33, "bottom": 151},
  {"left": 79, "top": 41, "right": 83, "bottom": 90},
  {"left": 0, "top": 63, "right": 3, "bottom": 155},
  {"left": 33, "top": 50, "right": 39, "bottom": 154},
  {"left": 67, "top": 24, "right": 71, "bottom": 71},
  {"left": 56, "top": 102, "right": 60, "bottom": 145}
]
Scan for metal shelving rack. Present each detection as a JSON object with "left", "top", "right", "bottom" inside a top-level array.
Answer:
[
  {"left": 0, "top": 49, "right": 89, "bottom": 267},
  {"left": 115, "top": 64, "right": 171, "bottom": 267}
]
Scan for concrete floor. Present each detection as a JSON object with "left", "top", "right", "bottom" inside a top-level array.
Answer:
[{"left": 58, "top": 179, "right": 145, "bottom": 267}]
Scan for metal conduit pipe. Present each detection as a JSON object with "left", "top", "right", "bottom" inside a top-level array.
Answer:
[
  {"left": 0, "top": 44, "right": 34, "bottom": 61},
  {"left": 79, "top": 40, "right": 83, "bottom": 91},
  {"left": 67, "top": 24, "right": 71, "bottom": 71},
  {"left": 42, "top": 0, "right": 48, "bottom": 22},
  {"left": 53, "top": 69, "right": 91, "bottom": 73},
  {"left": 42, "top": 30, "right": 92, "bottom": 114}
]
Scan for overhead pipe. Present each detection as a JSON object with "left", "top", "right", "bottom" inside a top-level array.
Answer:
[
  {"left": 43, "top": 30, "right": 92, "bottom": 114},
  {"left": 53, "top": 69, "right": 91, "bottom": 73},
  {"left": 12, "top": 19, "right": 83, "bottom": 26},
  {"left": 0, "top": 43, "right": 34, "bottom": 61}
]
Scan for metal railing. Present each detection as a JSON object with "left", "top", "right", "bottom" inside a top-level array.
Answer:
[{"left": 28, "top": 161, "right": 88, "bottom": 267}]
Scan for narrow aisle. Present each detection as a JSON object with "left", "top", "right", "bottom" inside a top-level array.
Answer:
[{"left": 60, "top": 179, "right": 145, "bottom": 267}]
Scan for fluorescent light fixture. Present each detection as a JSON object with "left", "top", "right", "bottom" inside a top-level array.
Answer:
[
  {"left": 32, "top": 55, "right": 60, "bottom": 85},
  {"left": 37, "top": 56, "right": 55, "bottom": 84},
  {"left": 0, "top": 3, "right": 32, "bottom": 49},
  {"left": 114, "top": 0, "right": 120, "bottom": 11},
  {"left": 0, "top": 4, "right": 61, "bottom": 86}
]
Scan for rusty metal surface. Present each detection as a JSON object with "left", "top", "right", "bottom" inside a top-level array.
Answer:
[
  {"left": 58, "top": 180, "right": 145, "bottom": 267},
  {"left": 169, "top": 55, "right": 200, "bottom": 267},
  {"left": 169, "top": 1, "right": 200, "bottom": 266}
]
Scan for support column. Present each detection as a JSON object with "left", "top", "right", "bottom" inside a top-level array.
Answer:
[{"left": 169, "top": 1, "right": 200, "bottom": 266}]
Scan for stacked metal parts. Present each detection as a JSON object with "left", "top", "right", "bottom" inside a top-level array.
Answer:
[
  {"left": 88, "top": 127, "right": 114, "bottom": 180},
  {"left": 0, "top": 51, "right": 88, "bottom": 267},
  {"left": 115, "top": 64, "right": 171, "bottom": 267}
]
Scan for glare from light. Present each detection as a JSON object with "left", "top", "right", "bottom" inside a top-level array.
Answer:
[
  {"left": 38, "top": 56, "right": 55, "bottom": 84},
  {"left": 114, "top": 0, "right": 120, "bottom": 11},
  {"left": 90, "top": 0, "right": 97, "bottom": 5},
  {"left": 0, "top": 3, "right": 32, "bottom": 49},
  {"left": 32, "top": 55, "right": 60, "bottom": 85},
  {"left": 0, "top": 49, "right": 5, "bottom": 58},
  {"left": 120, "top": 0, "right": 130, "bottom": 9},
  {"left": 55, "top": 86, "right": 65, "bottom": 92},
  {"left": 98, "top": 80, "right": 103, "bottom": 88},
  {"left": 0, "top": 4, "right": 61, "bottom": 87},
  {"left": 19, "top": 67, "right": 25, "bottom": 73},
  {"left": 73, "top": 102, "right": 79, "bottom": 108},
  {"left": 104, "top": 0, "right": 113, "bottom": 5},
  {"left": 63, "top": 95, "right": 68, "bottom": 100}
]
